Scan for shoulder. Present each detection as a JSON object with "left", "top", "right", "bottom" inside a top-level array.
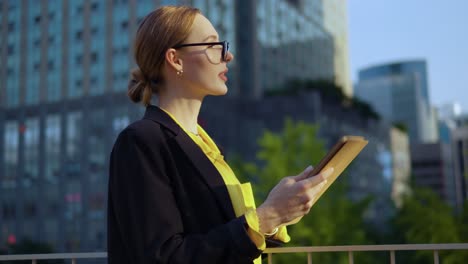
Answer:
[{"left": 114, "top": 119, "right": 170, "bottom": 151}]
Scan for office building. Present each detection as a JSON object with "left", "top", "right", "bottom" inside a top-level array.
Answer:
[
  {"left": 453, "top": 127, "right": 468, "bottom": 212},
  {"left": 318, "top": 0, "right": 352, "bottom": 96},
  {"left": 389, "top": 128, "right": 411, "bottom": 208},
  {"left": 253, "top": 0, "right": 335, "bottom": 97},
  {"left": 355, "top": 60, "right": 438, "bottom": 143},
  {"left": 411, "top": 143, "right": 457, "bottom": 208}
]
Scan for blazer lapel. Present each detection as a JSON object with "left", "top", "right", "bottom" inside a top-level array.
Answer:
[
  {"left": 173, "top": 133, "right": 236, "bottom": 220},
  {"left": 143, "top": 105, "right": 236, "bottom": 220}
]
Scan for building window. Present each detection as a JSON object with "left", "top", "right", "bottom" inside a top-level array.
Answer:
[
  {"left": 91, "top": 2, "right": 99, "bottom": 11},
  {"left": 3, "top": 122, "right": 19, "bottom": 188},
  {"left": 33, "top": 39, "right": 40, "bottom": 48},
  {"left": 88, "top": 109, "right": 106, "bottom": 179},
  {"left": 91, "top": 52, "right": 98, "bottom": 63},
  {"left": 121, "top": 21, "right": 128, "bottom": 30},
  {"left": 24, "top": 203, "right": 37, "bottom": 217},
  {"left": 66, "top": 112, "right": 82, "bottom": 161},
  {"left": 24, "top": 118, "right": 40, "bottom": 181},
  {"left": 48, "top": 60, "right": 54, "bottom": 70},
  {"left": 75, "top": 31, "right": 82, "bottom": 41},
  {"left": 90, "top": 76, "right": 98, "bottom": 86},
  {"left": 8, "top": 22, "right": 15, "bottom": 32},
  {"left": 45, "top": 115, "right": 61, "bottom": 184},
  {"left": 75, "top": 55, "right": 82, "bottom": 65},
  {"left": 2, "top": 203, "right": 16, "bottom": 219},
  {"left": 7, "top": 44, "right": 14, "bottom": 55}
]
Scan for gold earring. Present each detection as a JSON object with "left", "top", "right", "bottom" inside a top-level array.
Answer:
[{"left": 177, "top": 70, "right": 183, "bottom": 76}]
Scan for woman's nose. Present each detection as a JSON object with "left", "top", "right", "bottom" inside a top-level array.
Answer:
[{"left": 226, "top": 51, "right": 234, "bottom": 62}]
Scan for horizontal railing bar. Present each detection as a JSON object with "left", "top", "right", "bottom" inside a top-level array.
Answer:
[
  {"left": 0, "top": 252, "right": 107, "bottom": 261},
  {"left": 1, "top": 244, "right": 467, "bottom": 261},
  {"left": 264, "top": 243, "right": 468, "bottom": 254}
]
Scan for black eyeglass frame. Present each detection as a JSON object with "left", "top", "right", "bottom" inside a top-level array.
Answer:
[{"left": 172, "top": 41, "right": 230, "bottom": 62}]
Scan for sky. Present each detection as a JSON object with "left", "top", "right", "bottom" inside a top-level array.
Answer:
[{"left": 348, "top": 0, "right": 468, "bottom": 114}]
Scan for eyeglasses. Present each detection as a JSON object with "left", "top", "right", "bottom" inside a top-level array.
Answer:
[{"left": 173, "top": 41, "right": 230, "bottom": 62}]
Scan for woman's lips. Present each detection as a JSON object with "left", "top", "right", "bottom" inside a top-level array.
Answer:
[
  {"left": 219, "top": 70, "right": 228, "bottom": 81},
  {"left": 219, "top": 73, "right": 228, "bottom": 81}
]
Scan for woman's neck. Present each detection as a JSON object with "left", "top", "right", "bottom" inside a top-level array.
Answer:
[{"left": 158, "top": 94, "right": 202, "bottom": 135}]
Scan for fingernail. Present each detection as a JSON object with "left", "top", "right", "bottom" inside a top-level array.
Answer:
[{"left": 324, "top": 167, "right": 334, "bottom": 177}]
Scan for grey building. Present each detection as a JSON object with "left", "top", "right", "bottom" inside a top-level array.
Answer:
[
  {"left": 0, "top": 0, "right": 340, "bottom": 252},
  {"left": 410, "top": 143, "right": 457, "bottom": 208},
  {"left": 389, "top": 128, "right": 411, "bottom": 208},
  {"left": 355, "top": 60, "right": 438, "bottom": 144},
  {"left": 453, "top": 126, "right": 468, "bottom": 212}
]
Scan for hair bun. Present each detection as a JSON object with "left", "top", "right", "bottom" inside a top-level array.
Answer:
[
  {"left": 128, "top": 68, "right": 146, "bottom": 103},
  {"left": 127, "top": 68, "right": 156, "bottom": 106}
]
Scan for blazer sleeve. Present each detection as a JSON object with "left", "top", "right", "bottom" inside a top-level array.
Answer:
[{"left": 108, "top": 127, "right": 261, "bottom": 264}]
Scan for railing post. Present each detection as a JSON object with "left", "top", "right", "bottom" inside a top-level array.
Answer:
[
  {"left": 433, "top": 250, "right": 439, "bottom": 264},
  {"left": 390, "top": 250, "right": 396, "bottom": 264},
  {"left": 71, "top": 258, "right": 77, "bottom": 264},
  {"left": 267, "top": 253, "right": 273, "bottom": 264},
  {"left": 348, "top": 251, "right": 354, "bottom": 264},
  {"left": 31, "top": 260, "right": 36, "bottom": 264},
  {"left": 307, "top": 252, "right": 312, "bottom": 264}
]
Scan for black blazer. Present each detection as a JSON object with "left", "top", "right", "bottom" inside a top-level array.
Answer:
[{"left": 108, "top": 105, "right": 270, "bottom": 264}]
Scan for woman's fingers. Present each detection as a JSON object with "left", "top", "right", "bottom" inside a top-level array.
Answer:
[
  {"left": 300, "top": 167, "right": 334, "bottom": 189},
  {"left": 292, "top": 165, "right": 314, "bottom": 182},
  {"left": 259, "top": 167, "right": 336, "bottom": 228}
]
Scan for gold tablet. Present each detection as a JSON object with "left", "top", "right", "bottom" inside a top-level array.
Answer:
[{"left": 309, "top": 136, "right": 368, "bottom": 205}]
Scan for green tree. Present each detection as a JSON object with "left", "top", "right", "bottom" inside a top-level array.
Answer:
[
  {"left": 230, "top": 118, "right": 376, "bottom": 264},
  {"left": 393, "top": 189, "right": 463, "bottom": 264}
]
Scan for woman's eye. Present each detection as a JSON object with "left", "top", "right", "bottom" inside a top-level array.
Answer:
[{"left": 209, "top": 45, "right": 222, "bottom": 49}]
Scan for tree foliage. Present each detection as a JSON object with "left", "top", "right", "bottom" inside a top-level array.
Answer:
[{"left": 392, "top": 189, "right": 467, "bottom": 263}]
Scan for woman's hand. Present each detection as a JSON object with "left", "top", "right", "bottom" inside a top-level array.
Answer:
[{"left": 256, "top": 166, "right": 334, "bottom": 234}]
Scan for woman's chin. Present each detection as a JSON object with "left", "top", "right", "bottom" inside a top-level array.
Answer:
[{"left": 209, "top": 85, "right": 228, "bottom": 96}]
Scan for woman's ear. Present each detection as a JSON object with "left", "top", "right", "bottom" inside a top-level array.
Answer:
[{"left": 165, "top": 48, "right": 183, "bottom": 73}]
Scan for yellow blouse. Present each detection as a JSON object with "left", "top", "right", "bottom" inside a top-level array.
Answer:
[{"left": 161, "top": 108, "right": 290, "bottom": 263}]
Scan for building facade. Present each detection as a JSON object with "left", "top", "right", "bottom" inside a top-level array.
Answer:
[
  {"left": 389, "top": 128, "right": 411, "bottom": 208},
  {"left": 254, "top": 0, "right": 335, "bottom": 96},
  {"left": 0, "top": 0, "right": 348, "bottom": 251},
  {"left": 453, "top": 126, "right": 468, "bottom": 212},
  {"left": 317, "top": 0, "right": 352, "bottom": 96},
  {"left": 355, "top": 60, "right": 438, "bottom": 144},
  {"left": 410, "top": 142, "right": 457, "bottom": 208}
]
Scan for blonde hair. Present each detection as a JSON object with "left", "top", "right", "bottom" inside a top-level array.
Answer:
[{"left": 128, "top": 6, "right": 200, "bottom": 106}]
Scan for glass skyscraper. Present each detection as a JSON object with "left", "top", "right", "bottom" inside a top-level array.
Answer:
[
  {"left": 355, "top": 60, "right": 438, "bottom": 144},
  {"left": 0, "top": 0, "right": 340, "bottom": 251}
]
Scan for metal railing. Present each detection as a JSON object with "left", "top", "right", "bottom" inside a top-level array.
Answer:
[
  {"left": 0, "top": 252, "right": 106, "bottom": 263},
  {"left": 264, "top": 243, "right": 468, "bottom": 264},
  {"left": 0, "top": 244, "right": 467, "bottom": 263}
]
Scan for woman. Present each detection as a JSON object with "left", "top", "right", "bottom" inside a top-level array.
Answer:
[{"left": 107, "top": 6, "right": 333, "bottom": 264}]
